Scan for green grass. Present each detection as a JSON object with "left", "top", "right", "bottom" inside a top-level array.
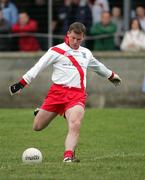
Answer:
[{"left": 0, "top": 108, "right": 145, "bottom": 180}]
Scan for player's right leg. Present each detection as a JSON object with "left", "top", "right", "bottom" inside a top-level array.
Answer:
[
  {"left": 33, "top": 109, "right": 57, "bottom": 131},
  {"left": 63, "top": 105, "right": 85, "bottom": 162}
]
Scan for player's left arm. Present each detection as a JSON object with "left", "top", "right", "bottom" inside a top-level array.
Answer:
[{"left": 88, "top": 54, "right": 122, "bottom": 86}]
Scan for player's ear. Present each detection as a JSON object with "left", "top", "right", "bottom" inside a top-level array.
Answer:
[
  {"left": 82, "top": 34, "right": 85, "bottom": 40},
  {"left": 67, "top": 31, "right": 70, "bottom": 36}
]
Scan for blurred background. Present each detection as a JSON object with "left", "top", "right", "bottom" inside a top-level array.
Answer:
[{"left": 0, "top": 0, "right": 145, "bottom": 108}]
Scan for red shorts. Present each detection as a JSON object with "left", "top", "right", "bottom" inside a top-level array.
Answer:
[{"left": 41, "top": 84, "right": 87, "bottom": 115}]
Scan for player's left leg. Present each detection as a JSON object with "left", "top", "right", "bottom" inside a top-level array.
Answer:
[
  {"left": 33, "top": 109, "right": 57, "bottom": 131},
  {"left": 63, "top": 105, "right": 85, "bottom": 162}
]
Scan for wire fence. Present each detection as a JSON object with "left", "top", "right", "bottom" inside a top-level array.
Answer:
[
  {"left": 0, "top": 32, "right": 124, "bottom": 52},
  {"left": 0, "top": 32, "right": 124, "bottom": 40}
]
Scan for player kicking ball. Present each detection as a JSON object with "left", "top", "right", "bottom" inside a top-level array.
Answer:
[{"left": 9, "top": 22, "right": 122, "bottom": 163}]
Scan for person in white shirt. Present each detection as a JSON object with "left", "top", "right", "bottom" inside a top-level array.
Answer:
[
  {"left": 9, "top": 22, "right": 121, "bottom": 163},
  {"left": 120, "top": 18, "right": 145, "bottom": 51},
  {"left": 90, "top": 0, "right": 110, "bottom": 24},
  {"left": 135, "top": 6, "right": 145, "bottom": 32}
]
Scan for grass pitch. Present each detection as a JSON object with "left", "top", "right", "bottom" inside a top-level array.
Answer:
[{"left": 0, "top": 108, "right": 145, "bottom": 180}]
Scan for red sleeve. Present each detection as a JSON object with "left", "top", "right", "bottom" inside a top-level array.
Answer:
[
  {"left": 108, "top": 72, "right": 114, "bottom": 80},
  {"left": 19, "top": 78, "right": 27, "bottom": 87}
]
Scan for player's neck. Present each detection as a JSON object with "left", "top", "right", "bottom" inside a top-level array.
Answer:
[{"left": 64, "top": 35, "right": 70, "bottom": 47}]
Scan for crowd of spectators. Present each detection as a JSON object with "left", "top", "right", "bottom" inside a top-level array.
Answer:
[
  {"left": 0, "top": 0, "right": 41, "bottom": 51},
  {"left": 0, "top": 0, "right": 145, "bottom": 52}
]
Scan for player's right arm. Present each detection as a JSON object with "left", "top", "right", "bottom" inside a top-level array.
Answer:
[{"left": 9, "top": 49, "right": 58, "bottom": 95}]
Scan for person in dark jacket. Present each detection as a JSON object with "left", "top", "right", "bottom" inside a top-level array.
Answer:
[
  {"left": 0, "top": 10, "right": 11, "bottom": 51},
  {"left": 12, "top": 11, "right": 40, "bottom": 52},
  {"left": 57, "top": 0, "right": 92, "bottom": 35},
  {"left": 90, "top": 11, "right": 117, "bottom": 51}
]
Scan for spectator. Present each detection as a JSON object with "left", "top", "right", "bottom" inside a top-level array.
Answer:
[
  {"left": 135, "top": 6, "right": 145, "bottom": 31},
  {"left": 90, "top": 0, "right": 110, "bottom": 24},
  {"left": 120, "top": 18, "right": 145, "bottom": 52},
  {"left": 12, "top": 11, "right": 40, "bottom": 52},
  {"left": 28, "top": 0, "right": 47, "bottom": 34},
  {"left": 111, "top": 6, "right": 124, "bottom": 50},
  {"left": 28, "top": 0, "right": 48, "bottom": 50},
  {"left": 57, "top": 0, "right": 92, "bottom": 35},
  {"left": 0, "top": 0, "right": 18, "bottom": 25},
  {"left": 0, "top": 10, "right": 11, "bottom": 51},
  {"left": 55, "top": 0, "right": 70, "bottom": 35},
  {"left": 90, "top": 11, "right": 117, "bottom": 51}
]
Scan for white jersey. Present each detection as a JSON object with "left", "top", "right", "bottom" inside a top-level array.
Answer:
[{"left": 23, "top": 42, "right": 112, "bottom": 88}]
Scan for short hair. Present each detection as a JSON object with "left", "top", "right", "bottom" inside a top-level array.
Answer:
[{"left": 68, "top": 22, "right": 86, "bottom": 35}]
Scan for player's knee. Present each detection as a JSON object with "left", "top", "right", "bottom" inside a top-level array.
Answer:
[
  {"left": 70, "top": 120, "right": 81, "bottom": 132},
  {"left": 33, "top": 123, "right": 42, "bottom": 131}
]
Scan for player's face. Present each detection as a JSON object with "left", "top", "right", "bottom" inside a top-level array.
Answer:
[{"left": 67, "top": 30, "right": 84, "bottom": 50}]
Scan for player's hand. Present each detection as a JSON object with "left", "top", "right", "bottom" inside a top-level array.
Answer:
[
  {"left": 9, "top": 82, "right": 24, "bottom": 96},
  {"left": 108, "top": 72, "right": 122, "bottom": 86}
]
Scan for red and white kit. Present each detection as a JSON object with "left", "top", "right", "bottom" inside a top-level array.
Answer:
[{"left": 21, "top": 42, "right": 112, "bottom": 115}]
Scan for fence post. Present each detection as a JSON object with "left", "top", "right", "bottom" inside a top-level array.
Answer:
[
  {"left": 48, "top": 0, "right": 53, "bottom": 48},
  {"left": 123, "top": 0, "right": 131, "bottom": 30}
]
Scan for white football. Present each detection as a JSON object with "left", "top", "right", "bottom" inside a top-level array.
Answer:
[{"left": 22, "top": 148, "right": 42, "bottom": 164}]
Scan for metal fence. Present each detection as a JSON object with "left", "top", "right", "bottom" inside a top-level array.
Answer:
[{"left": 0, "top": 0, "right": 142, "bottom": 50}]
